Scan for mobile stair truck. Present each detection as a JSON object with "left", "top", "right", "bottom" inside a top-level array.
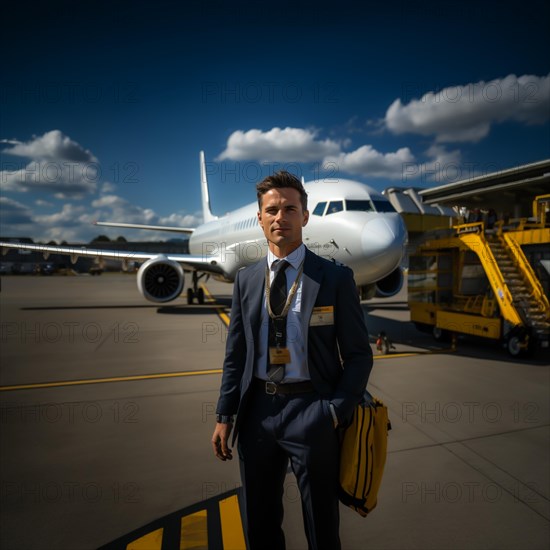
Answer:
[{"left": 408, "top": 195, "right": 550, "bottom": 356}]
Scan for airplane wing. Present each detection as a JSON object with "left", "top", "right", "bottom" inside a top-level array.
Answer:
[
  {"left": 0, "top": 241, "right": 225, "bottom": 275},
  {"left": 93, "top": 221, "right": 195, "bottom": 234}
]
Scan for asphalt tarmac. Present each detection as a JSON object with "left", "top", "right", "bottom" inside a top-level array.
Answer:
[{"left": 0, "top": 273, "right": 548, "bottom": 550}]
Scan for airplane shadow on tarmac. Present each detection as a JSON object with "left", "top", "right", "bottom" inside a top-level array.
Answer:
[
  {"left": 20, "top": 299, "right": 548, "bottom": 365},
  {"left": 22, "top": 304, "right": 162, "bottom": 311},
  {"left": 20, "top": 299, "right": 234, "bottom": 316},
  {"left": 157, "top": 304, "right": 230, "bottom": 315},
  {"left": 158, "top": 296, "right": 233, "bottom": 314}
]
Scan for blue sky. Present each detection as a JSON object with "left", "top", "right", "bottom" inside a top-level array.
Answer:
[{"left": 1, "top": 0, "right": 549, "bottom": 242}]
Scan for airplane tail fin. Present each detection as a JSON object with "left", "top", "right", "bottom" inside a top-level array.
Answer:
[{"left": 200, "top": 151, "right": 217, "bottom": 223}]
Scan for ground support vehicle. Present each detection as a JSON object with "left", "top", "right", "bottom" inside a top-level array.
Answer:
[{"left": 408, "top": 195, "right": 550, "bottom": 356}]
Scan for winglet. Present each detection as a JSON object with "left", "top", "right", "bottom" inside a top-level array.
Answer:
[{"left": 200, "top": 151, "right": 217, "bottom": 223}]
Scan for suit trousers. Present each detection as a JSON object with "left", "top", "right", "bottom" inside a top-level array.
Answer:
[{"left": 237, "top": 384, "right": 341, "bottom": 550}]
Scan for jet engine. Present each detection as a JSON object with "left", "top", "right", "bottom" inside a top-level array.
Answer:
[
  {"left": 374, "top": 267, "right": 404, "bottom": 298},
  {"left": 359, "top": 267, "right": 404, "bottom": 300},
  {"left": 137, "top": 256, "right": 185, "bottom": 303}
]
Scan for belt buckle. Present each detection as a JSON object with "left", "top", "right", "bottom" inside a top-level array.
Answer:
[{"left": 265, "top": 381, "right": 278, "bottom": 395}]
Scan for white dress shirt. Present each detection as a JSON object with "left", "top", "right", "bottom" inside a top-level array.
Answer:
[{"left": 254, "top": 243, "right": 310, "bottom": 382}]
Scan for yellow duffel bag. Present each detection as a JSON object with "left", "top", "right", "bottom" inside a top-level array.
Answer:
[{"left": 339, "top": 393, "right": 391, "bottom": 517}]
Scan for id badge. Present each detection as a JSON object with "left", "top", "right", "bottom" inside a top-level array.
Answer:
[
  {"left": 310, "top": 305, "right": 334, "bottom": 326},
  {"left": 269, "top": 347, "right": 291, "bottom": 364}
]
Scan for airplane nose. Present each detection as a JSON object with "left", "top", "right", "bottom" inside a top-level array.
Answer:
[{"left": 361, "top": 215, "right": 406, "bottom": 275}]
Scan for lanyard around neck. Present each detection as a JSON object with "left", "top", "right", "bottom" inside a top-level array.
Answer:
[{"left": 264, "top": 262, "right": 304, "bottom": 320}]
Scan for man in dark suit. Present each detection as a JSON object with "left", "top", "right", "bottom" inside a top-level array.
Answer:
[{"left": 211, "top": 171, "right": 373, "bottom": 550}]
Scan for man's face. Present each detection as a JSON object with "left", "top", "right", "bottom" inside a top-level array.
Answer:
[{"left": 257, "top": 187, "right": 309, "bottom": 253}]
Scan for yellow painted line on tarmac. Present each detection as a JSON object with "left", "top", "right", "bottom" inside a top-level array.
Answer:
[
  {"left": 201, "top": 283, "right": 230, "bottom": 327},
  {"left": 2, "top": 285, "right": 452, "bottom": 391},
  {"left": 0, "top": 369, "right": 223, "bottom": 392},
  {"left": 1, "top": 285, "right": 228, "bottom": 392},
  {"left": 0, "top": 354, "right": 445, "bottom": 390}
]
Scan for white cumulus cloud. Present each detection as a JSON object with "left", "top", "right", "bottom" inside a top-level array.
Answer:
[
  {"left": 384, "top": 73, "right": 550, "bottom": 143},
  {"left": 0, "top": 197, "right": 34, "bottom": 226},
  {"left": 35, "top": 203, "right": 89, "bottom": 228},
  {"left": 1, "top": 130, "right": 99, "bottom": 196},
  {"left": 217, "top": 127, "right": 341, "bottom": 162},
  {"left": 1, "top": 194, "right": 202, "bottom": 242},
  {"left": 89, "top": 194, "right": 202, "bottom": 240},
  {"left": 1, "top": 130, "right": 201, "bottom": 242},
  {"left": 323, "top": 145, "right": 416, "bottom": 180},
  {"left": 1, "top": 130, "right": 97, "bottom": 162},
  {"left": 100, "top": 181, "right": 117, "bottom": 194},
  {"left": 401, "top": 144, "right": 463, "bottom": 184}
]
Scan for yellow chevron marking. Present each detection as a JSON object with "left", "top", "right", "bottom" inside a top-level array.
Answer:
[
  {"left": 126, "top": 527, "right": 163, "bottom": 550},
  {"left": 180, "top": 510, "right": 208, "bottom": 549},
  {"left": 219, "top": 494, "right": 246, "bottom": 550}
]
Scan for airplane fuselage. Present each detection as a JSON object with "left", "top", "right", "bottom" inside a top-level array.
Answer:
[{"left": 188, "top": 179, "right": 407, "bottom": 286}]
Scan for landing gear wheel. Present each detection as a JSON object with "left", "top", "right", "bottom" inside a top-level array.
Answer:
[
  {"left": 433, "top": 326, "right": 450, "bottom": 342},
  {"left": 197, "top": 287, "right": 205, "bottom": 305},
  {"left": 187, "top": 288, "right": 194, "bottom": 304}
]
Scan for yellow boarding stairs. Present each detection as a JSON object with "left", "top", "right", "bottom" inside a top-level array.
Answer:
[{"left": 456, "top": 198, "right": 550, "bottom": 354}]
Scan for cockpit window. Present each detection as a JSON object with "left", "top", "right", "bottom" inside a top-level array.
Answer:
[
  {"left": 314, "top": 198, "right": 395, "bottom": 216},
  {"left": 312, "top": 202, "right": 327, "bottom": 216},
  {"left": 327, "top": 200, "right": 343, "bottom": 214},
  {"left": 371, "top": 200, "right": 396, "bottom": 213},
  {"left": 346, "top": 200, "right": 375, "bottom": 212}
]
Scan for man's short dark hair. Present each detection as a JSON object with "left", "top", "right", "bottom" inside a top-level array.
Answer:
[{"left": 256, "top": 171, "right": 308, "bottom": 211}]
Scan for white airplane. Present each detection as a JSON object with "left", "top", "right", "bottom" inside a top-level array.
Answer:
[{"left": 0, "top": 152, "right": 407, "bottom": 304}]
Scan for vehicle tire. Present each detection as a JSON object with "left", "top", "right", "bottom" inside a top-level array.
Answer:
[
  {"left": 506, "top": 335, "right": 523, "bottom": 357},
  {"left": 197, "top": 287, "right": 205, "bottom": 305},
  {"left": 432, "top": 326, "right": 450, "bottom": 342},
  {"left": 187, "top": 288, "right": 194, "bottom": 304}
]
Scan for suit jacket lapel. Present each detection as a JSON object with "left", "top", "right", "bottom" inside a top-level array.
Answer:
[
  {"left": 245, "top": 260, "right": 266, "bottom": 342},
  {"left": 301, "top": 248, "right": 323, "bottom": 348}
]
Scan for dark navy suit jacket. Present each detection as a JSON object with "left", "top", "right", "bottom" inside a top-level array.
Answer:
[{"left": 216, "top": 247, "right": 373, "bottom": 442}]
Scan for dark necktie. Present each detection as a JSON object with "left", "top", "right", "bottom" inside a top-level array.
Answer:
[
  {"left": 270, "top": 260, "right": 289, "bottom": 315},
  {"left": 267, "top": 260, "right": 290, "bottom": 382}
]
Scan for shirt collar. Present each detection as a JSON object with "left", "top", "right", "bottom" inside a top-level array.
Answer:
[{"left": 267, "top": 243, "right": 305, "bottom": 272}]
